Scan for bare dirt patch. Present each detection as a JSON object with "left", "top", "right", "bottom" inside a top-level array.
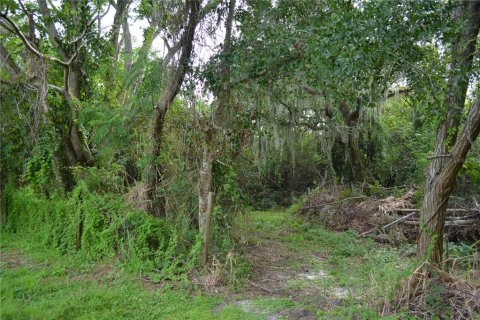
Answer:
[
  {"left": 241, "top": 239, "right": 297, "bottom": 296},
  {"left": 69, "top": 262, "right": 116, "bottom": 285},
  {"left": 236, "top": 231, "right": 353, "bottom": 313},
  {"left": 0, "top": 249, "right": 27, "bottom": 269}
]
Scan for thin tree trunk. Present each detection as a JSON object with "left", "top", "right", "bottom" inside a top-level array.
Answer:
[
  {"left": 198, "top": 0, "right": 236, "bottom": 265},
  {"left": 111, "top": 0, "right": 129, "bottom": 61},
  {"left": 123, "top": 18, "right": 133, "bottom": 70},
  {"left": 199, "top": 147, "right": 213, "bottom": 266}
]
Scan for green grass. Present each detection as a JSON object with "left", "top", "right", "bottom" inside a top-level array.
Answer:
[
  {"left": 2, "top": 209, "right": 417, "bottom": 319},
  {"left": 240, "top": 209, "right": 415, "bottom": 319},
  {"left": 250, "top": 297, "right": 297, "bottom": 313},
  {"left": 0, "top": 236, "right": 253, "bottom": 320}
]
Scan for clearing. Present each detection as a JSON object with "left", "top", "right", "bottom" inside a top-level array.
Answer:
[{"left": 1, "top": 210, "right": 414, "bottom": 319}]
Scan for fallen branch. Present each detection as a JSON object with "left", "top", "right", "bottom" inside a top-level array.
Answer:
[
  {"left": 407, "top": 215, "right": 478, "bottom": 221},
  {"left": 247, "top": 280, "right": 279, "bottom": 294},
  {"left": 301, "top": 196, "right": 370, "bottom": 211},
  {"left": 394, "top": 208, "right": 480, "bottom": 213},
  {"left": 403, "top": 219, "right": 479, "bottom": 226},
  {"left": 382, "top": 212, "right": 417, "bottom": 230}
]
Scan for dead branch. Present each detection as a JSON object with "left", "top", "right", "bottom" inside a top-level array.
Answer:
[{"left": 382, "top": 211, "right": 417, "bottom": 229}]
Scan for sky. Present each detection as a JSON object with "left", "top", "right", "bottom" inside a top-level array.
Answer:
[{"left": 99, "top": 1, "right": 224, "bottom": 66}]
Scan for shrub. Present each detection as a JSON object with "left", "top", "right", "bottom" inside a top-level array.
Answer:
[{"left": 4, "top": 183, "right": 198, "bottom": 277}]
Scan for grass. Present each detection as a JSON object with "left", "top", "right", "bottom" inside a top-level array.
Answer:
[
  {"left": 2, "top": 209, "right": 416, "bottom": 319},
  {"left": 241, "top": 210, "right": 415, "bottom": 319},
  {"left": 0, "top": 236, "right": 253, "bottom": 320}
]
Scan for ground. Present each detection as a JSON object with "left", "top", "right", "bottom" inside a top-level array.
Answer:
[{"left": 1, "top": 210, "right": 415, "bottom": 319}]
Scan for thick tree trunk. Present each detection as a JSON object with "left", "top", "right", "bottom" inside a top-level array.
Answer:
[
  {"left": 64, "top": 64, "right": 95, "bottom": 167},
  {"left": 417, "top": 101, "right": 480, "bottom": 262},
  {"left": 347, "top": 129, "right": 365, "bottom": 183},
  {"left": 417, "top": 1, "right": 480, "bottom": 264},
  {"left": 146, "top": 0, "right": 200, "bottom": 217},
  {"left": 37, "top": 0, "right": 94, "bottom": 168}
]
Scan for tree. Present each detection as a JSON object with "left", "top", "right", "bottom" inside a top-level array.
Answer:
[
  {"left": 0, "top": 1, "right": 105, "bottom": 190},
  {"left": 198, "top": 0, "right": 236, "bottom": 266},
  {"left": 417, "top": 1, "right": 480, "bottom": 264},
  {"left": 145, "top": 0, "right": 220, "bottom": 217}
]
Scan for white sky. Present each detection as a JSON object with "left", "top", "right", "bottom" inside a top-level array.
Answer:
[{"left": 99, "top": 3, "right": 223, "bottom": 65}]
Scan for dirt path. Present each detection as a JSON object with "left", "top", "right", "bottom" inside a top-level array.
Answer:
[{"left": 214, "top": 210, "right": 369, "bottom": 319}]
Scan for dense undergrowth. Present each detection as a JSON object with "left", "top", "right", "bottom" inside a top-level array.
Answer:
[
  {"left": 0, "top": 235, "right": 257, "bottom": 320},
  {"left": 3, "top": 200, "right": 479, "bottom": 319},
  {"left": 2, "top": 182, "right": 200, "bottom": 279},
  {"left": 1, "top": 209, "right": 414, "bottom": 319}
]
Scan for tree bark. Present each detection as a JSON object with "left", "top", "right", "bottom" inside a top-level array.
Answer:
[
  {"left": 198, "top": 0, "right": 236, "bottom": 265},
  {"left": 146, "top": 0, "right": 201, "bottom": 217},
  {"left": 339, "top": 102, "right": 365, "bottom": 183},
  {"left": 111, "top": 0, "right": 130, "bottom": 62},
  {"left": 37, "top": 0, "right": 94, "bottom": 167},
  {"left": 122, "top": 17, "right": 133, "bottom": 70},
  {"left": 347, "top": 129, "right": 365, "bottom": 183},
  {"left": 198, "top": 146, "right": 213, "bottom": 266},
  {"left": 417, "top": 1, "right": 480, "bottom": 264},
  {"left": 417, "top": 100, "right": 480, "bottom": 263}
]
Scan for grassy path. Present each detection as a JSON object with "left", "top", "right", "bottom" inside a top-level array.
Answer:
[
  {"left": 222, "top": 210, "right": 414, "bottom": 319},
  {"left": 1, "top": 210, "right": 413, "bottom": 319}
]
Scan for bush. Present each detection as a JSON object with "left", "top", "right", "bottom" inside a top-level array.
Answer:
[{"left": 4, "top": 183, "right": 198, "bottom": 277}]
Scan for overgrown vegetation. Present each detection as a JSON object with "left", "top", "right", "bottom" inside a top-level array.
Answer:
[
  {"left": 1, "top": 0, "right": 480, "bottom": 318},
  {"left": 4, "top": 182, "right": 205, "bottom": 278}
]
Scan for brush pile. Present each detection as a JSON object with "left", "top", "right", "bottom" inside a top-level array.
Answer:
[
  {"left": 385, "top": 262, "right": 480, "bottom": 319},
  {"left": 299, "top": 187, "right": 480, "bottom": 243}
]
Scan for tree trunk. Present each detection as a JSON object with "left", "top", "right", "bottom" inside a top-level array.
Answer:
[
  {"left": 111, "top": 0, "right": 130, "bottom": 61},
  {"left": 122, "top": 17, "right": 133, "bottom": 70},
  {"left": 64, "top": 63, "right": 95, "bottom": 166},
  {"left": 417, "top": 1, "right": 480, "bottom": 264},
  {"left": 347, "top": 129, "right": 365, "bottom": 183},
  {"left": 146, "top": 0, "right": 201, "bottom": 217},
  {"left": 417, "top": 101, "right": 480, "bottom": 263},
  {"left": 339, "top": 102, "right": 365, "bottom": 183},
  {"left": 197, "top": 0, "right": 236, "bottom": 265},
  {"left": 198, "top": 147, "right": 213, "bottom": 266},
  {"left": 37, "top": 0, "right": 94, "bottom": 168},
  {"left": 146, "top": 105, "right": 168, "bottom": 217}
]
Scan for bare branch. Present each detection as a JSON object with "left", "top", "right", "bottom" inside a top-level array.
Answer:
[
  {"left": 0, "top": 78, "right": 64, "bottom": 95},
  {"left": 0, "top": 12, "right": 86, "bottom": 68},
  {"left": 0, "top": 20, "right": 15, "bottom": 34},
  {"left": 0, "top": 13, "right": 69, "bottom": 66},
  {"left": 67, "top": 13, "right": 99, "bottom": 45},
  {"left": 37, "top": 0, "right": 68, "bottom": 61}
]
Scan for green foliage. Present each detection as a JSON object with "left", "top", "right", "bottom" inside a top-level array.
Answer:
[
  {"left": 4, "top": 183, "right": 198, "bottom": 277},
  {"left": 72, "top": 165, "right": 126, "bottom": 194},
  {"left": 0, "top": 238, "right": 253, "bottom": 320},
  {"left": 373, "top": 97, "right": 434, "bottom": 185}
]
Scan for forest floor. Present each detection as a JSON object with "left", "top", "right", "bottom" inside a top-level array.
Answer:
[{"left": 1, "top": 210, "right": 415, "bottom": 319}]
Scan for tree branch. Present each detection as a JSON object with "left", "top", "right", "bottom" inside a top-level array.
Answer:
[
  {"left": 0, "top": 13, "right": 70, "bottom": 66},
  {"left": 37, "top": 0, "right": 69, "bottom": 61}
]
